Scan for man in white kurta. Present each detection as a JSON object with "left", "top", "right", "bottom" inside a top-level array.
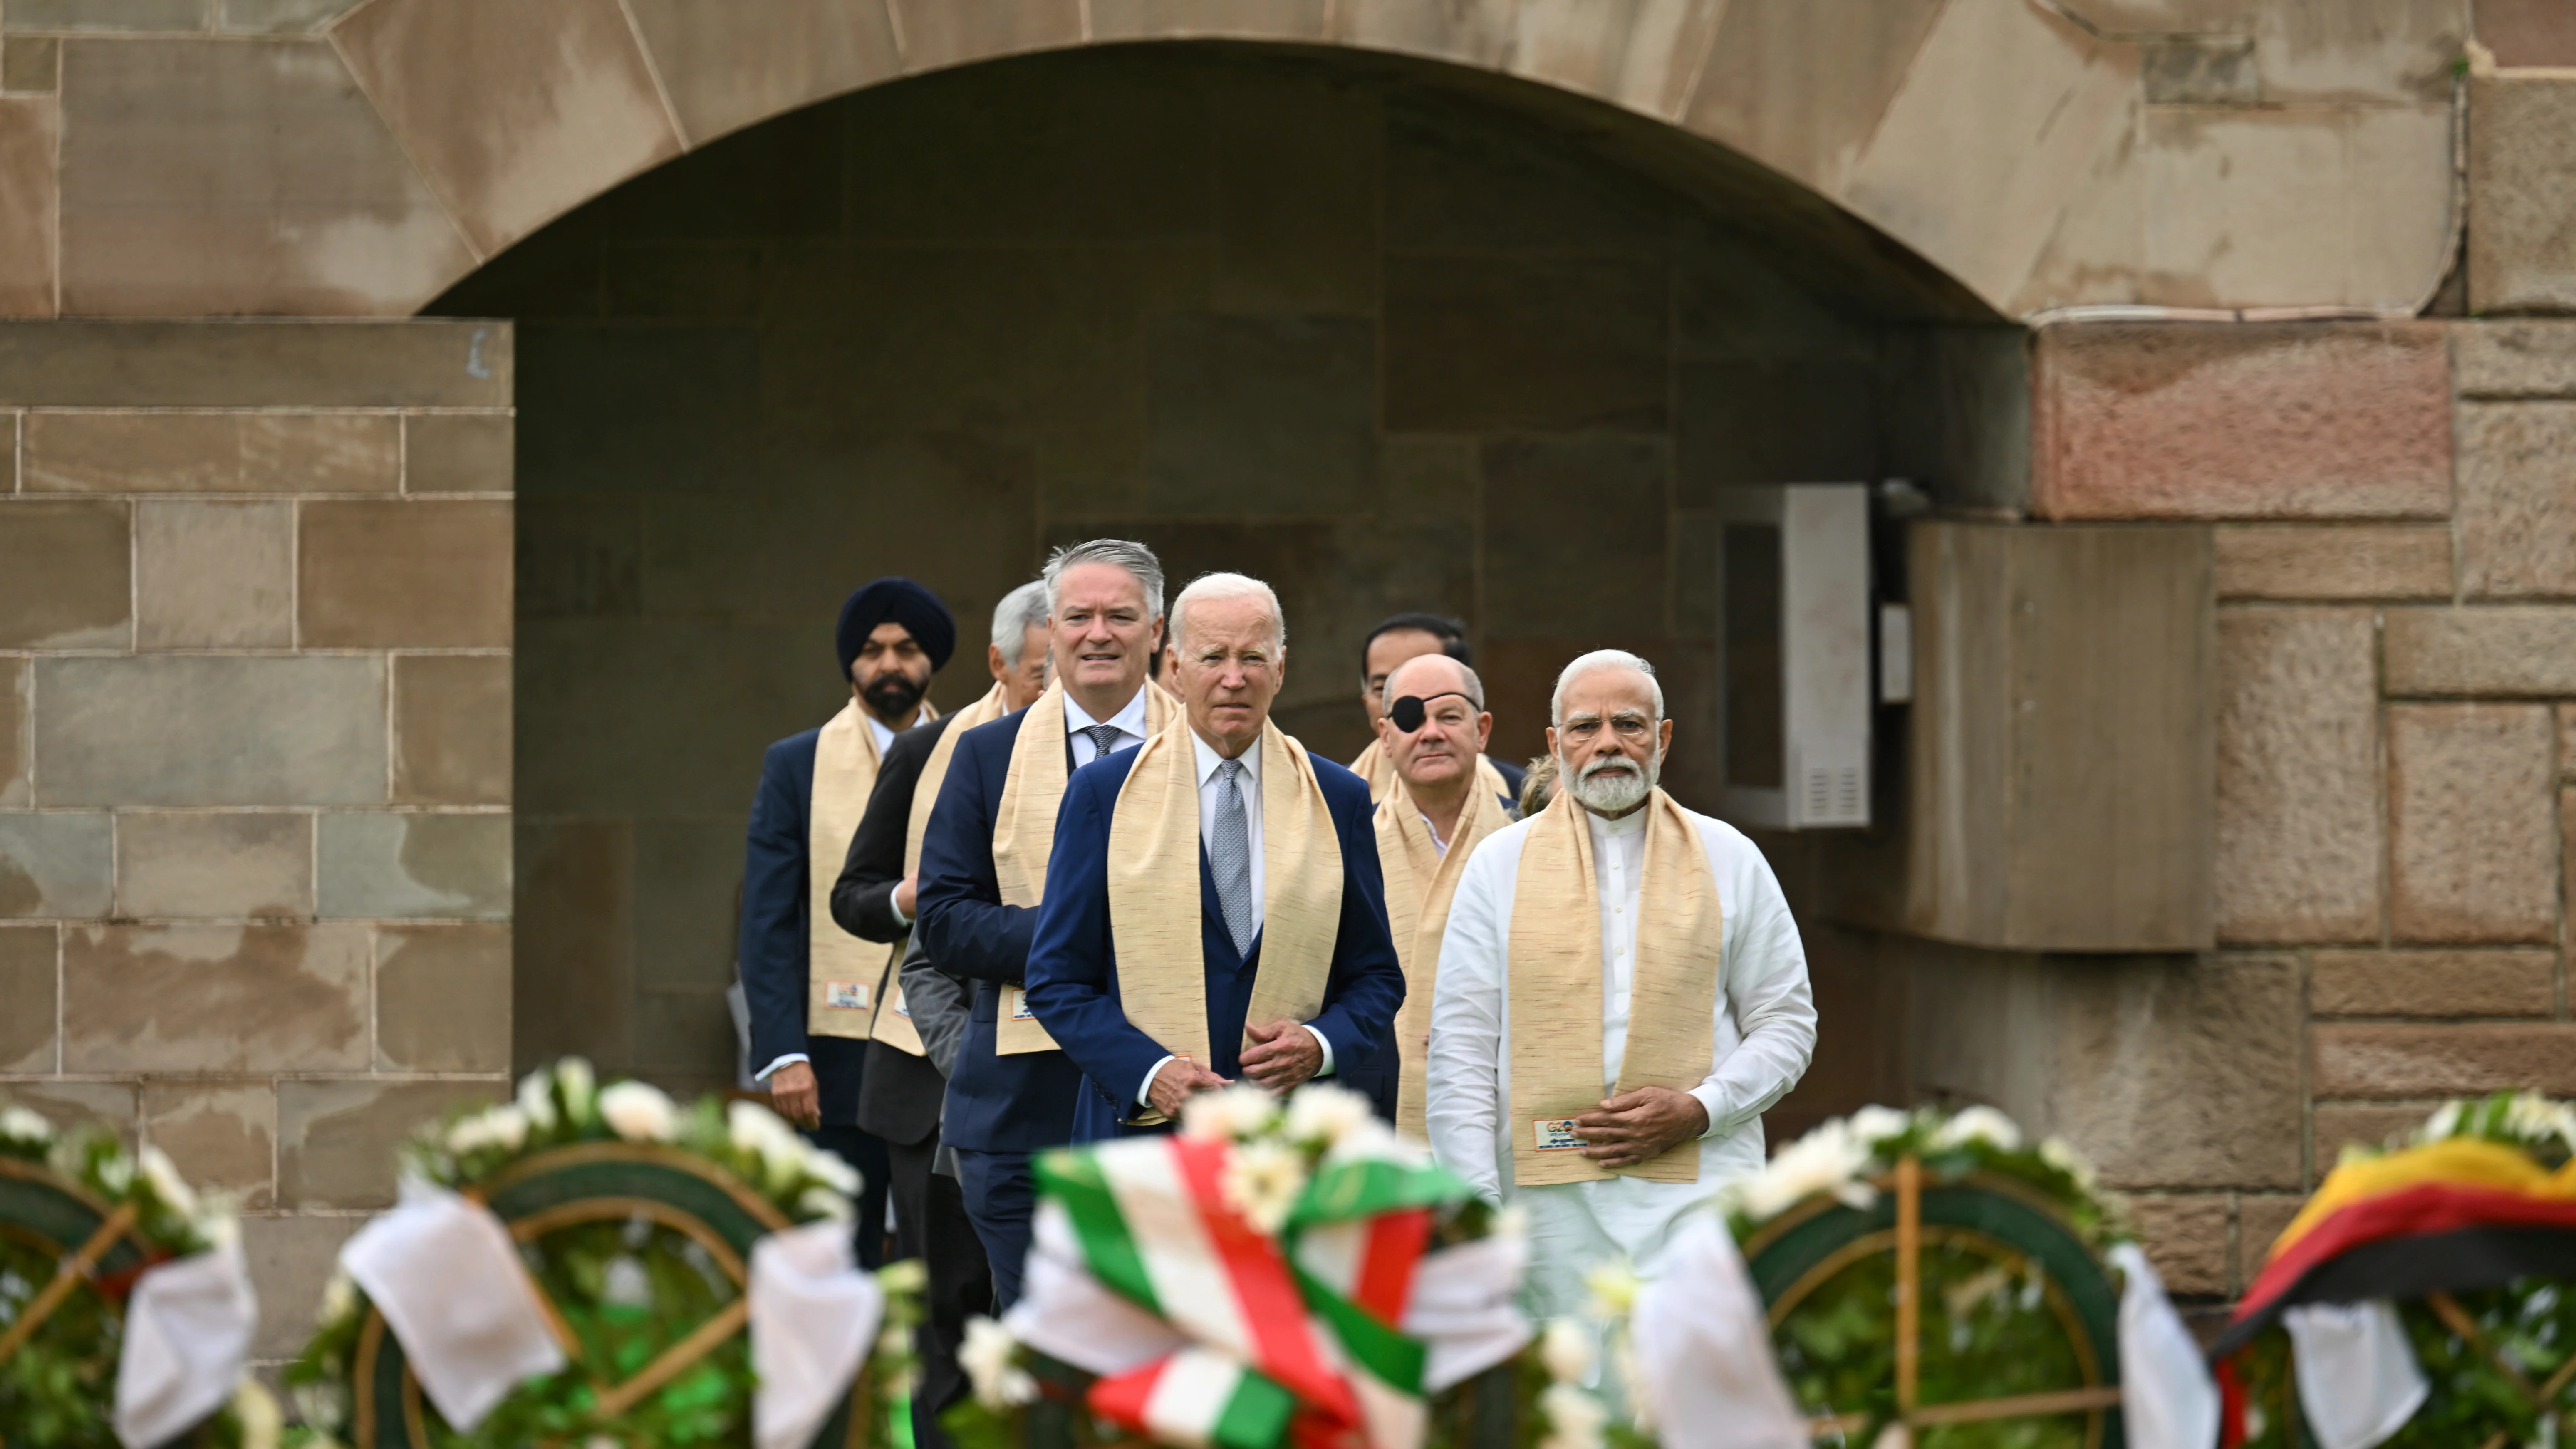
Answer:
[{"left": 1424, "top": 649, "right": 1815, "bottom": 1316}]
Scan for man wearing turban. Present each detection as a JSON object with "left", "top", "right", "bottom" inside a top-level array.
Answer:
[{"left": 741, "top": 576, "right": 956, "bottom": 1268}]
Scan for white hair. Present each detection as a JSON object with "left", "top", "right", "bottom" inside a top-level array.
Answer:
[
  {"left": 988, "top": 579, "right": 1051, "bottom": 656},
  {"left": 1549, "top": 649, "right": 1663, "bottom": 727},
  {"left": 1169, "top": 572, "right": 1286, "bottom": 653},
  {"left": 1044, "top": 538, "right": 1165, "bottom": 618},
  {"left": 1381, "top": 653, "right": 1486, "bottom": 710}
]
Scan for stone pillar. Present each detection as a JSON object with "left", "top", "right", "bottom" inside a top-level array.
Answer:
[{"left": 0, "top": 319, "right": 513, "bottom": 1361}]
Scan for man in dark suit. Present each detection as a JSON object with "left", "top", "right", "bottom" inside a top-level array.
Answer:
[
  {"left": 1350, "top": 611, "right": 1527, "bottom": 806},
  {"left": 740, "top": 577, "right": 954, "bottom": 1268},
  {"left": 831, "top": 578, "right": 1049, "bottom": 1449},
  {"left": 916, "top": 539, "right": 1172, "bottom": 1306},
  {"left": 1023, "top": 572, "right": 1406, "bottom": 1140}
]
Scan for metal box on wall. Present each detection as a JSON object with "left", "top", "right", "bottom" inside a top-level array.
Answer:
[{"left": 1714, "top": 483, "right": 1873, "bottom": 830}]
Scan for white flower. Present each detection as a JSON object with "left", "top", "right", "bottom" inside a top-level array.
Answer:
[
  {"left": 1539, "top": 1319, "right": 1595, "bottom": 1384},
  {"left": 960, "top": 1316, "right": 1038, "bottom": 1410},
  {"left": 96, "top": 1153, "right": 134, "bottom": 1196},
  {"left": 1219, "top": 1138, "right": 1307, "bottom": 1235},
  {"left": 516, "top": 1070, "right": 560, "bottom": 1132},
  {"left": 1738, "top": 1119, "right": 1874, "bottom": 1221},
  {"left": 1538, "top": 1383, "right": 1608, "bottom": 1449},
  {"left": 2421, "top": 1100, "right": 2463, "bottom": 1142},
  {"left": 292, "top": 1381, "right": 349, "bottom": 1434},
  {"left": 1846, "top": 1105, "right": 1912, "bottom": 1149},
  {"left": 2039, "top": 1137, "right": 2099, "bottom": 1193},
  {"left": 0, "top": 1105, "right": 54, "bottom": 1146},
  {"left": 878, "top": 1257, "right": 929, "bottom": 1295},
  {"left": 1870, "top": 1421, "right": 1911, "bottom": 1449},
  {"left": 801, "top": 1143, "right": 862, "bottom": 1196},
  {"left": 728, "top": 1098, "right": 798, "bottom": 1157},
  {"left": 233, "top": 1378, "right": 284, "bottom": 1449},
  {"left": 320, "top": 1270, "right": 359, "bottom": 1327},
  {"left": 136, "top": 1145, "right": 200, "bottom": 1220},
  {"left": 556, "top": 1058, "right": 598, "bottom": 1123},
  {"left": 799, "top": 1185, "right": 855, "bottom": 1221},
  {"left": 598, "top": 1081, "right": 678, "bottom": 1144},
  {"left": 1583, "top": 1262, "right": 1640, "bottom": 1318},
  {"left": 1931, "top": 1105, "right": 2023, "bottom": 1153},
  {"left": 1182, "top": 1083, "right": 1280, "bottom": 1142},
  {"left": 2501, "top": 1094, "right": 2576, "bottom": 1154},
  {"left": 446, "top": 1105, "right": 530, "bottom": 1158},
  {"left": 1282, "top": 1084, "right": 1372, "bottom": 1148}
]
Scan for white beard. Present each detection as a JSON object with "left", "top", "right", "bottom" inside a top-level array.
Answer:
[{"left": 1565, "top": 751, "right": 1658, "bottom": 815}]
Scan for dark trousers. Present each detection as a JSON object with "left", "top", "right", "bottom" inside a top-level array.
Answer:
[
  {"left": 805, "top": 1125, "right": 891, "bottom": 1270},
  {"left": 954, "top": 1146, "right": 1038, "bottom": 1309},
  {"left": 886, "top": 1136, "right": 990, "bottom": 1449}
]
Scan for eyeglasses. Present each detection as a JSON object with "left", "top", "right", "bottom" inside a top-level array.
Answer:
[{"left": 1388, "top": 691, "right": 1473, "bottom": 733}]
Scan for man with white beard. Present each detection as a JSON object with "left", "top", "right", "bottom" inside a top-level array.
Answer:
[{"left": 1423, "top": 649, "right": 1816, "bottom": 1315}]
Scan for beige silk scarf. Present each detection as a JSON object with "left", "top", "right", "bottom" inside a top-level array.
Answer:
[
  {"left": 988, "top": 679, "right": 1178, "bottom": 1053},
  {"left": 1106, "top": 717, "right": 1342, "bottom": 1112},
  {"left": 806, "top": 696, "right": 935, "bottom": 1040},
  {"left": 1350, "top": 738, "right": 1513, "bottom": 810},
  {"left": 865, "top": 681, "right": 1011, "bottom": 1058},
  {"left": 1374, "top": 773, "right": 1509, "bottom": 1142},
  {"left": 1506, "top": 787, "right": 1720, "bottom": 1187}
]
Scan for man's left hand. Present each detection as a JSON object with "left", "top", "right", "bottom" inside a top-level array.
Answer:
[
  {"left": 1239, "top": 1020, "right": 1323, "bottom": 1093},
  {"left": 1573, "top": 1087, "right": 1708, "bottom": 1167}
]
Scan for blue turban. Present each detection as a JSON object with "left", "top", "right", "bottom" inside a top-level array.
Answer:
[{"left": 835, "top": 577, "right": 955, "bottom": 679}]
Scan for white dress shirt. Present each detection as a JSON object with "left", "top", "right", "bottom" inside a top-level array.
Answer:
[
  {"left": 1422, "top": 800, "right": 1816, "bottom": 1315},
  {"left": 1065, "top": 686, "right": 1152, "bottom": 763}
]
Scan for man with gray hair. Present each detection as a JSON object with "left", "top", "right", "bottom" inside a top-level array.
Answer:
[{"left": 1424, "top": 649, "right": 1816, "bottom": 1314}]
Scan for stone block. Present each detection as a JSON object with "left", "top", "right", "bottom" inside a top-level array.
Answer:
[
  {"left": 2310, "top": 949, "right": 2558, "bottom": 1018},
  {"left": 0, "top": 924, "right": 53, "bottom": 1070},
  {"left": 512, "top": 817, "right": 633, "bottom": 1068},
  {"left": 0, "top": 811, "right": 110, "bottom": 917},
  {"left": 0, "top": 498, "right": 128, "bottom": 647},
  {"left": 2456, "top": 322, "right": 2576, "bottom": 399},
  {"left": 0, "top": 659, "right": 20, "bottom": 807},
  {"left": 404, "top": 412, "right": 512, "bottom": 494},
  {"left": 2128, "top": 1195, "right": 2230, "bottom": 1296},
  {"left": 57, "top": 40, "right": 476, "bottom": 316},
  {"left": 632, "top": 819, "right": 742, "bottom": 991},
  {"left": 0, "top": 97, "right": 55, "bottom": 317},
  {"left": 1090, "top": 0, "right": 1323, "bottom": 40},
  {"left": 334, "top": 0, "right": 681, "bottom": 258},
  {"left": 1210, "top": 77, "right": 1376, "bottom": 315},
  {"left": 1384, "top": 253, "right": 1667, "bottom": 432},
  {"left": 2313, "top": 1022, "right": 2576, "bottom": 1097},
  {"left": 2456, "top": 404, "right": 2576, "bottom": 597},
  {"left": 1333, "top": 0, "right": 1514, "bottom": 66},
  {"left": 393, "top": 654, "right": 509, "bottom": 806},
  {"left": 2314, "top": 1103, "right": 2430, "bottom": 1161},
  {"left": 1674, "top": 358, "right": 1879, "bottom": 503},
  {"left": 116, "top": 811, "right": 311, "bottom": 919},
  {"left": 2214, "top": 609, "right": 2381, "bottom": 944},
  {"left": 318, "top": 811, "right": 509, "bottom": 920},
  {"left": 2143, "top": 37, "right": 2258, "bottom": 105},
  {"left": 278, "top": 1078, "right": 498, "bottom": 1209},
  {"left": 62, "top": 922, "right": 367, "bottom": 1072},
  {"left": 1480, "top": 437, "right": 1669, "bottom": 638},
  {"left": 7, "top": 0, "right": 205, "bottom": 30},
  {"left": 298, "top": 499, "right": 512, "bottom": 648},
  {"left": 0, "top": 320, "right": 510, "bottom": 408},
  {"left": 1385, "top": 104, "right": 1669, "bottom": 256},
  {"left": 2031, "top": 322, "right": 2453, "bottom": 520},
  {"left": 27, "top": 412, "right": 398, "bottom": 494},
  {"left": 2561, "top": 704, "right": 2576, "bottom": 778},
  {"left": 884, "top": 0, "right": 1081, "bottom": 70},
  {"left": 2479, "top": 0, "right": 2576, "bottom": 66},
  {"left": 2237, "top": 1195, "right": 2304, "bottom": 1283},
  {"left": 2383, "top": 607, "right": 2576, "bottom": 695},
  {"left": 2387, "top": 704, "right": 2558, "bottom": 944},
  {"left": 216, "top": 0, "right": 363, "bottom": 34},
  {"left": 0, "top": 1080, "right": 133, "bottom": 1140},
  {"left": 135, "top": 500, "right": 292, "bottom": 650},
  {"left": 632, "top": 986, "right": 734, "bottom": 1082},
  {"left": 2211, "top": 525, "right": 2453, "bottom": 599},
  {"left": 32, "top": 655, "right": 388, "bottom": 807},
  {"left": 518, "top": 497, "right": 640, "bottom": 620},
  {"left": 2470, "top": 73, "right": 2576, "bottom": 313},
  {"left": 1503, "top": 0, "right": 1726, "bottom": 119},
  {"left": 376, "top": 923, "right": 508, "bottom": 1071},
  {"left": 1681, "top": 0, "right": 1942, "bottom": 197},
  {"left": 142, "top": 1082, "right": 273, "bottom": 1207},
  {"left": 1145, "top": 314, "right": 1374, "bottom": 516},
  {"left": 238, "top": 1214, "right": 361, "bottom": 1356},
  {"left": 3, "top": 38, "right": 59, "bottom": 92},
  {"left": 622, "top": 0, "right": 899, "bottom": 146}
]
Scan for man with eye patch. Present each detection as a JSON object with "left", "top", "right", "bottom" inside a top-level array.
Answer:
[{"left": 1349, "top": 612, "right": 1525, "bottom": 807}]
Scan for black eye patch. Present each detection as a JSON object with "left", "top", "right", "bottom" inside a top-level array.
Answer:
[{"left": 1389, "top": 691, "right": 1469, "bottom": 733}]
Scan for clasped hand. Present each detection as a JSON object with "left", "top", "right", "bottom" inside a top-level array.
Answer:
[
  {"left": 1142, "top": 1018, "right": 1323, "bottom": 1119},
  {"left": 1571, "top": 1086, "right": 1707, "bottom": 1167}
]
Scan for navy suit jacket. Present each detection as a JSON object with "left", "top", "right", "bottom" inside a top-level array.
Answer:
[
  {"left": 739, "top": 729, "right": 871, "bottom": 1127},
  {"left": 1023, "top": 743, "right": 1406, "bottom": 1142},
  {"left": 913, "top": 707, "right": 1091, "bottom": 1154}
]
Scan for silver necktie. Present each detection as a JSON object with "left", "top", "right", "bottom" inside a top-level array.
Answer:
[{"left": 1210, "top": 758, "right": 1256, "bottom": 958}]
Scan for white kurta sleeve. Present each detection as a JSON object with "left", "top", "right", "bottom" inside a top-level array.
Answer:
[
  {"left": 1689, "top": 829, "right": 1816, "bottom": 1140},
  {"left": 1425, "top": 842, "right": 1511, "bottom": 1203}
]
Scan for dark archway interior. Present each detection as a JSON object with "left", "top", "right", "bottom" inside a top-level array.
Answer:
[{"left": 429, "top": 41, "right": 2018, "bottom": 1119}]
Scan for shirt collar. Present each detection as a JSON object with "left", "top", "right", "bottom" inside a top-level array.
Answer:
[
  {"left": 1587, "top": 803, "right": 1649, "bottom": 841},
  {"left": 1063, "top": 685, "right": 1149, "bottom": 741},
  {"left": 1190, "top": 727, "right": 1262, "bottom": 787}
]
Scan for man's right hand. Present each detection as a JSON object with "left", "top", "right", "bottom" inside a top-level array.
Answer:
[
  {"left": 1145, "top": 1058, "right": 1229, "bottom": 1121},
  {"left": 769, "top": 1061, "right": 822, "bottom": 1128}
]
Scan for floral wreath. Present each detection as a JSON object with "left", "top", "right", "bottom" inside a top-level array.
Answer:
[{"left": 283, "top": 1058, "right": 921, "bottom": 1449}]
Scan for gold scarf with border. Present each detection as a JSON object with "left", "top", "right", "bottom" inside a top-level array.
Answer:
[
  {"left": 1506, "top": 787, "right": 1718, "bottom": 1187},
  {"left": 806, "top": 696, "right": 935, "bottom": 1039},
  {"left": 1352, "top": 738, "right": 1513, "bottom": 810},
  {"left": 1374, "top": 773, "right": 1508, "bottom": 1142},
  {"left": 867, "top": 681, "right": 1012, "bottom": 1057},
  {"left": 1105, "top": 717, "right": 1342, "bottom": 1110},
  {"left": 990, "top": 678, "right": 1178, "bottom": 1053}
]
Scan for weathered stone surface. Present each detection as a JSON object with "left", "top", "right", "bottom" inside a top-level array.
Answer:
[
  {"left": 116, "top": 811, "right": 311, "bottom": 919},
  {"left": 393, "top": 655, "right": 509, "bottom": 805},
  {"left": 279, "top": 1078, "right": 500, "bottom": 1209},
  {"left": 881, "top": 0, "right": 1080, "bottom": 70},
  {"left": 1481, "top": 437, "right": 1669, "bottom": 638},
  {"left": 1145, "top": 315, "right": 1374, "bottom": 516},
  {"left": 2214, "top": 609, "right": 2381, "bottom": 944},
  {"left": 632, "top": 986, "right": 733, "bottom": 1085},
  {"left": 1683, "top": 0, "right": 1944, "bottom": 197},
  {"left": 1675, "top": 357, "right": 1879, "bottom": 503},
  {"left": 0, "top": 498, "right": 128, "bottom": 647},
  {"left": 7, "top": 0, "right": 205, "bottom": 30},
  {"left": 298, "top": 500, "right": 512, "bottom": 647},
  {"left": 1384, "top": 254, "right": 1667, "bottom": 432},
  {"left": 2315, "top": 1022, "right": 2576, "bottom": 1097},
  {"left": 2211, "top": 525, "right": 2452, "bottom": 599},
  {"left": 1208, "top": 77, "right": 1374, "bottom": 315},
  {"left": 1333, "top": 0, "right": 1514, "bottom": 67},
  {"left": 631, "top": 819, "right": 738, "bottom": 991},
  {"left": 2310, "top": 949, "right": 2558, "bottom": 1017},
  {"left": 0, "top": 924, "right": 53, "bottom": 1070},
  {"left": 2385, "top": 606, "right": 2576, "bottom": 695},
  {"left": 238, "top": 1214, "right": 361, "bottom": 1356},
  {"left": 2479, "top": 0, "right": 2576, "bottom": 66},
  {"left": 142, "top": 1082, "right": 273, "bottom": 1206},
  {"left": 57, "top": 39, "right": 475, "bottom": 316},
  {"left": 2031, "top": 322, "right": 2452, "bottom": 520},
  {"left": 403, "top": 413, "right": 512, "bottom": 494},
  {"left": 0, "top": 1080, "right": 133, "bottom": 1139},
  {"left": 0, "top": 660, "right": 20, "bottom": 809},
  {"left": 2143, "top": 37, "right": 2258, "bottom": 105},
  {"left": 2456, "top": 322, "right": 2576, "bottom": 399},
  {"left": 2238, "top": 1195, "right": 2304, "bottom": 1283},
  {"left": 2561, "top": 703, "right": 2576, "bottom": 778},
  {"left": 317, "top": 812, "right": 509, "bottom": 919},
  {"left": 62, "top": 922, "right": 367, "bottom": 1071},
  {"left": 1503, "top": 0, "right": 1726, "bottom": 120},
  {"left": 2470, "top": 73, "right": 2576, "bottom": 314},
  {"left": 2387, "top": 704, "right": 2558, "bottom": 944},
  {"left": 32, "top": 656, "right": 387, "bottom": 807},
  {"left": 512, "top": 817, "right": 633, "bottom": 1068},
  {"left": 0, "top": 97, "right": 55, "bottom": 317},
  {"left": 1090, "top": 0, "right": 1322, "bottom": 41},
  {"left": 26, "top": 411, "right": 399, "bottom": 493},
  {"left": 215, "top": 0, "right": 362, "bottom": 34},
  {"left": 0, "top": 811, "right": 110, "bottom": 917},
  {"left": 0, "top": 321, "right": 510, "bottom": 407},
  {"left": 1, "top": 37, "right": 56, "bottom": 92},
  {"left": 2455, "top": 404, "right": 2576, "bottom": 597},
  {"left": 623, "top": 0, "right": 899, "bottom": 146},
  {"left": 2128, "top": 1195, "right": 2230, "bottom": 1296},
  {"left": 376, "top": 923, "right": 508, "bottom": 1071},
  {"left": 135, "top": 500, "right": 292, "bottom": 650}
]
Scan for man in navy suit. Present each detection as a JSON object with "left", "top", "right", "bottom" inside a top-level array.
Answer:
[
  {"left": 915, "top": 538, "right": 1168, "bottom": 1306},
  {"left": 1023, "top": 572, "right": 1405, "bottom": 1140}
]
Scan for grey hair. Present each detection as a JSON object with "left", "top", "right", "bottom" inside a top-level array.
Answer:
[
  {"left": 1549, "top": 649, "right": 1663, "bottom": 727},
  {"left": 1043, "top": 538, "right": 1165, "bottom": 619},
  {"left": 1169, "top": 572, "right": 1286, "bottom": 654},
  {"left": 988, "top": 579, "right": 1051, "bottom": 656},
  {"left": 1380, "top": 653, "right": 1486, "bottom": 711}
]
